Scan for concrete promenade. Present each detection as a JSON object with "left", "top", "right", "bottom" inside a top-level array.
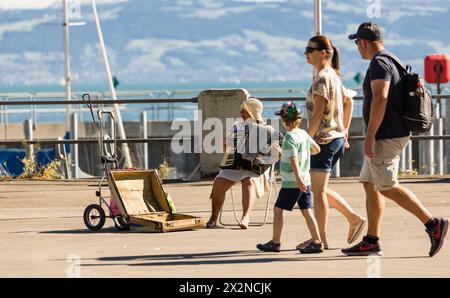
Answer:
[{"left": 0, "top": 177, "right": 449, "bottom": 277}]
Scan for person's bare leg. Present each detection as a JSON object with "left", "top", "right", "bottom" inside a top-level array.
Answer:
[
  {"left": 301, "top": 209, "right": 321, "bottom": 243},
  {"left": 311, "top": 171, "right": 330, "bottom": 243},
  {"left": 241, "top": 178, "right": 256, "bottom": 219},
  {"left": 272, "top": 207, "right": 284, "bottom": 243},
  {"left": 327, "top": 189, "right": 366, "bottom": 243},
  {"left": 380, "top": 185, "right": 432, "bottom": 224},
  {"left": 363, "top": 182, "right": 385, "bottom": 238},
  {"left": 207, "top": 177, "right": 235, "bottom": 225},
  {"left": 327, "top": 189, "right": 365, "bottom": 226}
]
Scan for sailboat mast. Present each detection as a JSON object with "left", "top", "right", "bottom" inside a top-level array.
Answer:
[
  {"left": 63, "top": 0, "right": 71, "bottom": 131},
  {"left": 314, "top": 0, "right": 322, "bottom": 35},
  {"left": 91, "top": 0, "right": 133, "bottom": 168}
]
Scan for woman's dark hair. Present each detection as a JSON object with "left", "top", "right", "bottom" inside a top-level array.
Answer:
[{"left": 309, "top": 35, "right": 340, "bottom": 76}]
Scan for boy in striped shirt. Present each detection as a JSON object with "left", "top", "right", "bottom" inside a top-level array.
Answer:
[{"left": 257, "top": 101, "right": 324, "bottom": 254}]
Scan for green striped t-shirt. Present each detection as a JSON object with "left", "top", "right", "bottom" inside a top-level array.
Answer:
[{"left": 280, "top": 128, "right": 314, "bottom": 188}]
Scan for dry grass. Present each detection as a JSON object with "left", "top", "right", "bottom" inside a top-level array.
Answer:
[
  {"left": 399, "top": 169, "right": 419, "bottom": 176},
  {"left": 40, "top": 159, "right": 63, "bottom": 179},
  {"left": 18, "top": 154, "right": 37, "bottom": 179},
  {"left": 158, "top": 158, "right": 170, "bottom": 179},
  {"left": 17, "top": 145, "right": 63, "bottom": 180}
]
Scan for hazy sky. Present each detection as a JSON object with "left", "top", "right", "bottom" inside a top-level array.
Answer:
[{"left": 0, "top": 0, "right": 130, "bottom": 10}]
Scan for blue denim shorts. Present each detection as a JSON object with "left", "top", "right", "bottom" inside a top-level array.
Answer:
[
  {"left": 274, "top": 187, "right": 313, "bottom": 211},
  {"left": 310, "top": 137, "right": 345, "bottom": 172}
]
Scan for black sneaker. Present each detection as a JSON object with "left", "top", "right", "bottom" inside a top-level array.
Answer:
[
  {"left": 257, "top": 240, "right": 280, "bottom": 252},
  {"left": 299, "top": 241, "right": 323, "bottom": 254},
  {"left": 426, "top": 217, "right": 449, "bottom": 257},
  {"left": 341, "top": 239, "right": 383, "bottom": 256}
]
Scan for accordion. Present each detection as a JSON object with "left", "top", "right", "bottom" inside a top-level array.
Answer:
[{"left": 220, "top": 122, "right": 282, "bottom": 175}]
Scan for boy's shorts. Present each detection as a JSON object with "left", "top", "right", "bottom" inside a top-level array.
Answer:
[
  {"left": 310, "top": 137, "right": 345, "bottom": 172},
  {"left": 359, "top": 136, "right": 410, "bottom": 191},
  {"left": 274, "top": 187, "right": 313, "bottom": 211}
]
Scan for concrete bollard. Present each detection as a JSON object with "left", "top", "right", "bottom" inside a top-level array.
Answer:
[
  {"left": 140, "top": 112, "right": 148, "bottom": 170},
  {"left": 197, "top": 89, "right": 250, "bottom": 176}
]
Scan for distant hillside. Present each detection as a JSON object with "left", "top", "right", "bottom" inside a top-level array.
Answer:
[{"left": 0, "top": 0, "right": 449, "bottom": 86}]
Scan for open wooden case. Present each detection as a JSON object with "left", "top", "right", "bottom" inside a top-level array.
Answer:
[{"left": 108, "top": 169, "right": 206, "bottom": 232}]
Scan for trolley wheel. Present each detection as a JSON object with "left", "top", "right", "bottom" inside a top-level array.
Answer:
[
  {"left": 115, "top": 217, "right": 131, "bottom": 231},
  {"left": 83, "top": 204, "right": 106, "bottom": 231}
]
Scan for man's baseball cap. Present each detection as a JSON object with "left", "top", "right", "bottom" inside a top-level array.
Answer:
[
  {"left": 348, "top": 22, "right": 383, "bottom": 41},
  {"left": 274, "top": 101, "right": 302, "bottom": 120}
]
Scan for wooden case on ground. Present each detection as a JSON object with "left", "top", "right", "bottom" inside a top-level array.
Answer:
[{"left": 108, "top": 169, "right": 206, "bottom": 232}]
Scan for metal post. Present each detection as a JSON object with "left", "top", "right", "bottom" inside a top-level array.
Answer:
[
  {"left": 23, "top": 119, "right": 34, "bottom": 160},
  {"left": 335, "top": 159, "right": 341, "bottom": 178},
  {"left": 401, "top": 146, "right": 406, "bottom": 173},
  {"left": 91, "top": 0, "right": 132, "bottom": 168},
  {"left": 436, "top": 62, "right": 442, "bottom": 118},
  {"left": 312, "top": 0, "right": 322, "bottom": 80},
  {"left": 437, "top": 118, "right": 444, "bottom": 175},
  {"left": 31, "top": 95, "right": 36, "bottom": 130},
  {"left": 314, "top": 0, "right": 322, "bottom": 35},
  {"left": 429, "top": 121, "right": 435, "bottom": 175},
  {"left": 63, "top": 0, "right": 72, "bottom": 132},
  {"left": 407, "top": 140, "right": 413, "bottom": 172},
  {"left": 435, "top": 63, "right": 444, "bottom": 175},
  {"left": 1, "top": 97, "right": 6, "bottom": 139},
  {"left": 140, "top": 112, "right": 148, "bottom": 169},
  {"left": 108, "top": 116, "right": 115, "bottom": 155},
  {"left": 57, "top": 136, "right": 71, "bottom": 179},
  {"left": 70, "top": 113, "right": 79, "bottom": 179}
]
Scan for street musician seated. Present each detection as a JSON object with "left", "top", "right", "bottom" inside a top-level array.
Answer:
[{"left": 207, "top": 97, "right": 281, "bottom": 229}]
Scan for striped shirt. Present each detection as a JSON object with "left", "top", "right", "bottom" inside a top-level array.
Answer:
[{"left": 280, "top": 128, "right": 314, "bottom": 188}]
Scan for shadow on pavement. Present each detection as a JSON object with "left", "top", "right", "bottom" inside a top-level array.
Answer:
[
  {"left": 401, "top": 178, "right": 450, "bottom": 184},
  {"left": 39, "top": 227, "right": 120, "bottom": 234},
  {"left": 76, "top": 250, "right": 429, "bottom": 267}
]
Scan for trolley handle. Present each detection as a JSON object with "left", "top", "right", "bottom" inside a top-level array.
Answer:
[{"left": 97, "top": 110, "right": 118, "bottom": 163}]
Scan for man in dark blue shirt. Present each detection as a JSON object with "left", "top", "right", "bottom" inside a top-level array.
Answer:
[
  {"left": 342, "top": 22, "right": 448, "bottom": 257},
  {"left": 362, "top": 50, "right": 409, "bottom": 140}
]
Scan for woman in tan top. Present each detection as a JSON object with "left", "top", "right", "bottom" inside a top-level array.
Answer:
[{"left": 298, "top": 35, "right": 366, "bottom": 250}]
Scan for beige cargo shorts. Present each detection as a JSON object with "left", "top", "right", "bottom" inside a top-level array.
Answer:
[{"left": 358, "top": 136, "right": 410, "bottom": 192}]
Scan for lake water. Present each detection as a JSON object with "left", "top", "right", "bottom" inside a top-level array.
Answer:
[{"left": 0, "top": 80, "right": 446, "bottom": 124}]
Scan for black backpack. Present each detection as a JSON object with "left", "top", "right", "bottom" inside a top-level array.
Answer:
[{"left": 379, "top": 54, "right": 433, "bottom": 134}]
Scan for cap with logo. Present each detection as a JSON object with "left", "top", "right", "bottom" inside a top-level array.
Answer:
[{"left": 274, "top": 101, "right": 302, "bottom": 120}]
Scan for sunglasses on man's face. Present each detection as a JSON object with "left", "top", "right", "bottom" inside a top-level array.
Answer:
[{"left": 355, "top": 39, "right": 361, "bottom": 45}]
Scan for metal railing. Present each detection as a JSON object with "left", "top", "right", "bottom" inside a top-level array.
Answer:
[{"left": 0, "top": 93, "right": 449, "bottom": 179}]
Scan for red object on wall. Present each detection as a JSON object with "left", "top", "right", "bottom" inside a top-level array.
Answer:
[{"left": 424, "top": 54, "right": 450, "bottom": 84}]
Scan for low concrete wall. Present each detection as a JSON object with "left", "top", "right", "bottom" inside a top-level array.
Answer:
[{"left": 197, "top": 89, "right": 249, "bottom": 176}]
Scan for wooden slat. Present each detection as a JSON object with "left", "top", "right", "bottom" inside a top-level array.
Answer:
[
  {"left": 130, "top": 212, "right": 206, "bottom": 232},
  {"left": 149, "top": 171, "right": 171, "bottom": 212},
  {"left": 114, "top": 178, "right": 149, "bottom": 215}
]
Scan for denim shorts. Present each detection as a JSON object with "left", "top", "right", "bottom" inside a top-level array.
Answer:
[
  {"left": 310, "top": 137, "right": 345, "bottom": 172},
  {"left": 274, "top": 187, "right": 313, "bottom": 211}
]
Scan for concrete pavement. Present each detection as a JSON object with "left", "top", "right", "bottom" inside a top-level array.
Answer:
[{"left": 0, "top": 177, "right": 449, "bottom": 277}]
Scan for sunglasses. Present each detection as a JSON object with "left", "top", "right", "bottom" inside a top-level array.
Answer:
[
  {"left": 304, "top": 46, "right": 321, "bottom": 54},
  {"left": 355, "top": 39, "right": 362, "bottom": 45}
]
